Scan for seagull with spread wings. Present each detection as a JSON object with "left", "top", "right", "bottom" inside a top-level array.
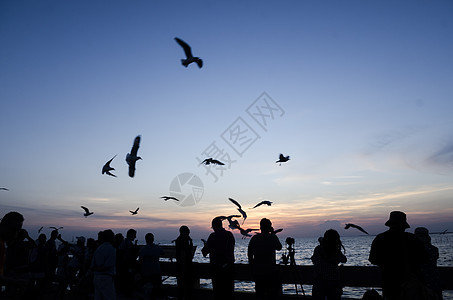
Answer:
[
  {"left": 102, "top": 155, "right": 117, "bottom": 177},
  {"left": 200, "top": 158, "right": 225, "bottom": 166},
  {"left": 276, "top": 153, "right": 290, "bottom": 166},
  {"left": 126, "top": 135, "right": 142, "bottom": 178},
  {"left": 161, "top": 196, "right": 180, "bottom": 201},
  {"left": 228, "top": 198, "right": 247, "bottom": 224},
  {"left": 49, "top": 226, "right": 63, "bottom": 231},
  {"left": 174, "top": 37, "right": 203, "bottom": 68},
  {"left": 129, "top": 208, "right": 139, "bottom": 215},
  {"left": 0, "top": 187, "right": 9, "bottom": 191},
  {"left": 251, "top": 200, "right": 273, "bottom": 209},
  {"left": 344, "top": 223, "right": 369, "bottom": 235},
  {"left": 81, "top": 206, "right": 94, "bottom": 218}
]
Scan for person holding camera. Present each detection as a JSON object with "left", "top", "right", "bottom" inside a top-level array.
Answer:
[{"left": 247, "top": 218, "right": 282, "bottom": 299}]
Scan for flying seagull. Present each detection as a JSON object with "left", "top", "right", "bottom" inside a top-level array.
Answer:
[
  {"left": 276, "top": 153, "right": 290, "bottom": 166},
  {"left": 126, "top": 135, "right": 142, "bottom": 178},
  {"left": 228, "top": 198, "right": 247, "bottom": 224},
  {"left": 174, "top": 37, "right": 203, "bottom": 68},
  {"left": 218, "top": 215, "right": 242, "bottom": 230},
  {"left": 50, "top": 226, "right": 63, "bottom": 231},
  {"left": 0, "top": 187, "right": 9, "bottom": 191},
  {"left": 129, "top": 208, "right": 139, "bottom": 215},
  {"left": 161, "top": 196, "right": 180, "bottom": 201},
  {"left": 251, "top": 200, "right": 273, "bottom": 209},
  {"left": 200, "top": 158, "right": 225, "bottom": 166},
  {"left": 102, "top": 155, "right": 117, "bottom": 177},
  {"left": 236, "top": 226, "right": 259, "bottom": 239},
  {"left": 81, "top": 206, "right": 94, "bottom": 218},
  {"left": 344, "top": 223, "right": 369, "bottom": 235}
]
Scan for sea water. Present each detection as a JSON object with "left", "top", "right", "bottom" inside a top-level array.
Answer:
[{"left": 157, "top": 233, "right": 453, "bottom": 299}]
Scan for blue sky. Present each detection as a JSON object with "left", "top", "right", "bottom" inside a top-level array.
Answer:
[{"left": 1, "top": 0, "right": 452, "bottom": 242}]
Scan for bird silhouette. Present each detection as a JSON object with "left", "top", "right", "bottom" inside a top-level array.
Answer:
[
  {"left": 276, "top": 153, "right": 290, "bottom": 165},
  {"left": 49, "top": 226, "right": 63, "bottom": 231},
  {"left": 161, "top": 196, "right": 180, "bottom": 201},
  {"left": 236, "top": 226, "right": 259, "bottom": 239},
  {"left": 126, "top": 135, "right": 142, "bottom": 178},
  {"left": 218, "top": 215, "right": 242, "bottom": 230},
  {"left": 102, "top": 155, "right": 117, "bottom": 177},
  {"left": 174, "top": 37, "right": 203, "bottom": 68},
  {"left": 228, "top": 198, "right": 247, "bottom": 224},
  {"left": 129, "top": 208, "right": 139, "bottom": 215},
  {"left": 344, "top": 223, "right": 369, "bottom": 235},
  {"left": 200, "top": 158, "right": 225, "bottom": 166},
  {"left": 81, "top": 206, "right": 94, "bottom": 217},
  {"left": 0, "top": 187, "right": 9, "bottom": 191},
  {"left": 251, "top": 200, "right": 272, "bottom": 209}
]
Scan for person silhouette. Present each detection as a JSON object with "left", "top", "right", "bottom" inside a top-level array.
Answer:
[
  {"left": 311, "top": 229, "right": 347, "bottom": 300},
  {"left": 201, "top": 216, "right": 235, "bottom": 300},
  {"left": 0, "top": 212, "right": 26, "bottom": 291},
  {"left": 369, "top": 211, "right": 427, "bottom": 300},
  {"left": 175, "top": 225, "right": 195, "bottom": 300},
  {"left": 247, "top": 218, "right": 282, "bottom": 299},
  {"left": 91, "top": 229, "right": 116, "bottom": 300},
  {"left": 139, "top": 232, "right": 164, "bottom": 299},
  {"left": 414, "top": 227, "right": 443, "bottom": 299}
]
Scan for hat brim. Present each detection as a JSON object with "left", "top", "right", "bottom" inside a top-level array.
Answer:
[{"left": 385, "top": 220, "right": 410, "bottom": 229}]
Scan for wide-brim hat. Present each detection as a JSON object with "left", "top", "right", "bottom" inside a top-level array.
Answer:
[{"left": 385, "top": 211, "right": 410, "bottom": 229}]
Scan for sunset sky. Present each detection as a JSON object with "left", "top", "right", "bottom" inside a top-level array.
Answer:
[{"left": 1, "top": 0, "right": 452, "bottom": 242}]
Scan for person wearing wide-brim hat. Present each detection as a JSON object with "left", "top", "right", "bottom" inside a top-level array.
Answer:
[{"left": 369, "top": 211, "right": 428, "bottom": 300}]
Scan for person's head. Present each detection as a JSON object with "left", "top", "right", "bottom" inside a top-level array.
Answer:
[
  {"left": 321, "top": 229, "right": 343, "bottom": 253},
  {"left": 0, "top": 211, "right": 24, "bottom": 242},
  {"left": 385, "top": 211, "right": 410, "bottom": 231},
  {"left": 145, "top": 233, "right": 154, "bottom": 244},
  {"left": 76, "top": 236, "right": 86, "bottom": 246},
  {"left": 414, "top": 227, "right": 431, "bottom": 244},
  {"left": 38, "top": 233, "right": 47, "bottom": 245},
  {"left": 126, "top": 229, "right": 137, "bottom": 240},
  {"left": 50, "top": 229, "right": 59, "bottom": 240},
  {"left": 260, "top": 218, "right": 272, "bottom": 233},
  {"left": 212, "top": 217, "right": 223, "bottom": 231},
  {"left": 179, "top": 225, "right": 190, "bottom": 237},
  {"left": 103, "top": 229, "right": 115, "bottom": 244}
]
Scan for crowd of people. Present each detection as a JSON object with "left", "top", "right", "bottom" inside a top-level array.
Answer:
[{"left": 0, "top": 210, "right": 444, "bottom": 300}]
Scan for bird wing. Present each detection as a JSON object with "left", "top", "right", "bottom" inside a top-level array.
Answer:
[
  {"left": 136, "top": 208, "right": 139, "bottom": 213},
  {"left": 229, "top": 198, "right": 242, "bottom": 209},
  {"left": 344, "top": 224, "right": 351, "bottom": 229},
  {"left": 279, "top": 153, "right": 284, "bottom": 160},
  {"left": 106, "top": 155, "right": 116, "bottom": 166},
  {"left": 128, "top": 161, "right": 136, "bottom": 177},
  {"left": 130, "top": 136, "right": 141, "bottom": 156},
  {"left": 175, "top": 37, "right": 193, "bottom": 58},
  {"left": 212, "top": 159, "right": 224, "bottom": 165},
  {"left": 81, "top": 206, "right": 90, "bottom": 213},
  {"left": 196, "top": 59, "right": 203, "bottom": 68}
]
